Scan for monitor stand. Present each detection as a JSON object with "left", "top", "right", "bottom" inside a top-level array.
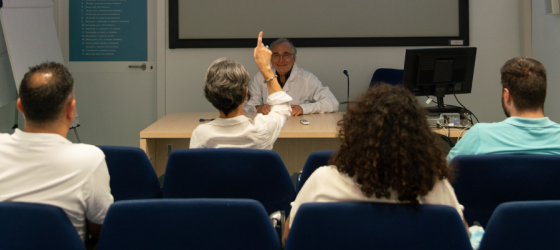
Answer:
[
  {"left": 426, "top": 89, "right": 463, "bottom": 113},
  {"left": 426, "top": 105, "right": 463, "bottom": 113}
]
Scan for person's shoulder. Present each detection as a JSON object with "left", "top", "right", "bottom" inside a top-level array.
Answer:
[
  {"left": 307, "top": 165, "right": 357, "bottom": 189},
  {"left": 540, "top": 117, "right": 560, "bottom": 128},
  {"left": 0, "top": 133, "right": 11, "bottom": 141},
  {"left": 309, "top": 165, "right": 342, "bottom": 180},
  {"left": 469, "top": 122, "right": 496, "bottom": 129},
  {"left": 462, "top": 121, "right": 500, "bottom": 136},
  {"left": 293, "top": 64, "right": 318, "bottom": 79},
  {"left": 65, "top": 144, "right": 105, "bottom": 160},
  {"left": 52, "top": 144, "right": 106, "bottom": 174},
  {"left": 469, "top": 119, "right": 530, "bottom": 134},
  {"left": 191, "top": 123, "right": 209, "bottom": 137},
  {"left": 549, "top": 120, "right": 560, "bottom": 127}
]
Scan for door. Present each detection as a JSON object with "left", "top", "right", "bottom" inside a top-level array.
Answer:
[{"left": 54, "top": 0, "right": 159, "bottom": 147}]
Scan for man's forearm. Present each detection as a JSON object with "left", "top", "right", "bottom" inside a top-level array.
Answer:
[
  {"left": 299, "top": 100, "right": 338, "bottom": 114},
  {"left": 87, "top": 219, "right": 102, "bottom": 239}
]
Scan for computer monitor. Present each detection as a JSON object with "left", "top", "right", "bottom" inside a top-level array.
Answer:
[{"left": 403, "top": 47, "right": 477, "bottom": 113}]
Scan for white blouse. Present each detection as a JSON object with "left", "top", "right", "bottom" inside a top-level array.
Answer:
[
  {"left": 190, "top": 91, "right": 292, "bottom": 150},
  {"left": 290, "top": 165, "right": 464, "bottom": 228}
]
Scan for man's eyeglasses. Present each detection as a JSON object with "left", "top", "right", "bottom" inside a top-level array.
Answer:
[{"left": 272, "top": 53, "right": 294, "bottom": 60}]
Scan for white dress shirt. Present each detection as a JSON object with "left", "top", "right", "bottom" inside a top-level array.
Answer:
[
  {"left": 190, "top": 91, "right": 292, "bottom": 149},
  {"left": 290, "top": 165, "right": 464, "bottom": 228},
  {"left": 0, "top": 129, "right": 114, "bottom": 241},
  {"left": 245, "top": 63, "right": 339, "bottom": 114}
]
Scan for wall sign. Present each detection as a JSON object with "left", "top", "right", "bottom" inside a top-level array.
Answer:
[{"left": 70, "top": 0, "right": 147, "bottom": 61}]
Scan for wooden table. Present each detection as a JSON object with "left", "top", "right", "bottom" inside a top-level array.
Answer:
[
  {"left": 140, "top": 112, "right": 467, "bottom": 176},
  {"left": 140, "top": 112, "right": 344, "bottom": 176}
]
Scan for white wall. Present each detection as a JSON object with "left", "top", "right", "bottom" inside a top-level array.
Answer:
[
  {"left": 165, "top": 0, "right": 527, "bottom": 123},
  {"left": 452, "top": 0, "right": 527, "bottom": 122},
  {"left": 532, "top": 0, "right": 560, "bottom": 122},
  {"left": 0, "top": 0, "right": 529, "bottom": 147}
]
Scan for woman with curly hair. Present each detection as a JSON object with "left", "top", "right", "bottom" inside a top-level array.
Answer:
[{"left": 285, "top": 83, "right": 465, "bottom": 237}]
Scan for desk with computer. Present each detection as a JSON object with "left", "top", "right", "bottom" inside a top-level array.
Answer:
[
  {"left": 140, "top": 47, "right": 477, "bottom": 174},
  {"left": 398, "top": 47, "right": 477, "bottom": 130}
]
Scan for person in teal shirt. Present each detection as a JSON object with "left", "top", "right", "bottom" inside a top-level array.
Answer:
[{"left": 447, "top": 57, "right": 560, "bottom": 162}]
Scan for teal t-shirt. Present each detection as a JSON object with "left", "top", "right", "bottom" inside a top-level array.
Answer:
[{"left": 447, "top": 117, "right": 560, "bottom": 162}]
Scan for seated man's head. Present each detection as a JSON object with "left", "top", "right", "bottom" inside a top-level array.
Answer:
[
  {"left": 500, "top": 57, "right": 547, "bottom": 117},
  {"left": 270, "top": 38, "right": 297, "bottom": 75},
  {"left": 331, "top": 83, "right": 450, "bottom": 207},
  {"left": 17, "top": 62, "right": 75, "bottom": 130},
  {"left": 204, "top": 58, "right": 251, "bottom": 116}
]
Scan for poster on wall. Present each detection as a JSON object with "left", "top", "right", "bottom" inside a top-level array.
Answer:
[{"left": 69, "top": 0, "right": 147, "bottom": 61}]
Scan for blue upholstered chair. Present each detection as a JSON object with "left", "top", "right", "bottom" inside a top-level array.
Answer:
[
  {"left": 369, "top": 68, "right": 403, "bottom": 87},
  {"left": 97, "top": 199, "right": 281, "bottom": 250},
  {"left": 97, "top": 146, "right": 162, "bottom": 201},
  {"left": 450, "top": 154, "right": 560, "bottom": 227},
  {"left": 296, "top": 150, "right": 334, "bottom": 194},
  {"left": 285, "top": 202, "right": 471, "bottom": 250},
  {"left": 478, "top": 201, "right": 560, "bottom": 250},
  {"left": 0, "top": 202, "right": 86, "bottom": 250},
  {"left": 162, "top": 148, "right": 295, "bottom": 216}
]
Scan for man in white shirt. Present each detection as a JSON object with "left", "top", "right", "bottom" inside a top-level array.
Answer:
[
  {"left": 0, "top": 62, "right": 113, "bottom": 242},
  {"left": 244, "top": 38, "right": 339, "bottom": 116},
  {"left": 190, "top": 32, "right": 292, "bottom": 149}
]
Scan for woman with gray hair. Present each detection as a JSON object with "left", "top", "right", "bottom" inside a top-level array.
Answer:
[{"left": 189, "top": 32, "right": 292, "bottom": 149}]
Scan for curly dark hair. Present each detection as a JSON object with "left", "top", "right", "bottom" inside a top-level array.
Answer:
[{"left": 330, "top": 83, "right": 452, "bottom": 207}]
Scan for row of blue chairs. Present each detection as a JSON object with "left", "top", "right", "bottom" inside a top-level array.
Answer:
[
  {"left": 99, "top": 146, "right": 308, "bottom": 246},
  {"left": 450, "top": 154, "right": 560, "bottom": 227},
  {"left": 100, "top": 146, "right": 560, "bottom": 228},
  {"left": 2, "top": 199, "right": 559, "bottom": 250},
  {"left": 99, "top": 146, "right": 300, "bottom": 215}
]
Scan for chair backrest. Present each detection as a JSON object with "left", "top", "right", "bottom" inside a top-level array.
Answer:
[
  {"left": 479, "top": 201, "right": 560, "bottom": 250},
  {"left": 97, "top": 145, "right": 162, "bottom": 201},
  {"left": 285, "top": 202, "right": 471, "bottom": 250},
  {"left": 369, "top": 68, "right": 403, "bottom": 87},
  {"left": 97, "top": 199, "right": 281, "bottom": 250},
  {"left": 296, "top": 150, "right": 334, "bottom": 194},
  {"left": 0, "top": 202, "right": 85, "bottom": 250},
  {"left": 162, "top": 148, "right": 296, "bottom": 215},
  {"left": 450, "top": 154, "right": 560, "bottom": 227}
]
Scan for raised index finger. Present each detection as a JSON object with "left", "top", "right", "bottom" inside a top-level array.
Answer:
[{"left": 257, "top": 31, "right": 263, "bottom": 46}]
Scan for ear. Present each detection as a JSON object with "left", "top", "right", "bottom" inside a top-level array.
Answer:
[
  {"left": 16, "top": 98, "right": 25, "bottom": 117},
  {"left": 503, "top": 87, "right": 512, "bottom": 103},
  {"left": 244, "top": 88, "right": 249, "bottom": 102},
  {"left": 65, "top": 99, "right": 76, "bottom": 122}
]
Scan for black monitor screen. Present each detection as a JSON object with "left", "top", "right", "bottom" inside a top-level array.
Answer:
[{"left": 403, "top": 47, "right": 476, "bottom": 97}]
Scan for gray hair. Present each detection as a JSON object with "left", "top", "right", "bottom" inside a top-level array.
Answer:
[
  {"left": 204, "top": 58, "right": 251, "bottom": 116},
  {"left": 270, "top": 38, "right": 297, "bottom": 55}
]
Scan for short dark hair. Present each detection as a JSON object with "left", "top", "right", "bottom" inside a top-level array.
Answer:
[
  {"left": 330, "top": 83, "right": 452, "bottom": 207},
  {"left": 19, "top": 62, "right": 74, "bottom": 124},
  {"left": 500, "top": 57, "right": 547, "bottom": 111},
  {"left": 204, "top": 58, "right": 251, "bottom": 116}
]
